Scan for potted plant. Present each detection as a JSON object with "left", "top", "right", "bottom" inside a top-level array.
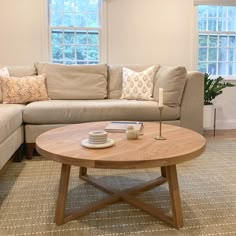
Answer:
[{"left": 204, "top": 73, "right": 235, "bottom": 128}]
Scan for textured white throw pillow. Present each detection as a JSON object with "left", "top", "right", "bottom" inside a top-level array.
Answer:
[
  {"left": 0, "top": 67, "right": 10, "bottom": 103},
  {"left": 121, "top": 66, "right": 157, "bottom": 100},
  {"left": 0, "top": 67, "right": 9, "bottom": 77}
]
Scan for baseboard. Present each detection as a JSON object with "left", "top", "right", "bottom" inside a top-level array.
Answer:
[{"left": 215, "top": 119, "right": 236, "bottom": 130}]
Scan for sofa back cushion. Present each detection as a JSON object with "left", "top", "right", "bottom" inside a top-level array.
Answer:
[
  {"left": 153, "top": 65, "right": 187, "bottom": 107},
  {"left": 108, "top": 64, "right": 160, "bottom": 99},
  {"left": 35, "top": 63, "right": 108, "bottom": 100},
  {"left": 0, "top": 65, "right": 37, "bottom": 103}
]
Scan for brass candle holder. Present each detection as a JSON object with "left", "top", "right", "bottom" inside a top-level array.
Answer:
[{"left": 155, "top": 107, "right": 166, "bottom": 140}]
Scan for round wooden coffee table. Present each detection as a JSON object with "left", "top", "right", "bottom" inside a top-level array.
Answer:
[{"left": 36, "top": 122, "right": 206, "bottom": 229}]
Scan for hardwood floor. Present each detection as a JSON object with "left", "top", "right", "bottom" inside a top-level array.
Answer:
[{"left": 204, "top": 129, "right": 236, "bottom": 140}]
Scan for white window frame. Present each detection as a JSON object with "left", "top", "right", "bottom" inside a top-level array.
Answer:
[
  {"left": 194, "top": 1, "right": 236, "bottom": 80},
  {"left": 48, "top": 0, "right": 107, "bottom": 64}
]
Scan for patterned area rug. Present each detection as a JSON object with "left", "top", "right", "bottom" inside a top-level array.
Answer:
[{"left": 0, "top": 139, "right": 235, "bottom": 236}]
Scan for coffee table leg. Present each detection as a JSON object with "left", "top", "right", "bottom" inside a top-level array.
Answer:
[
  {"left": 166, "top": 165, "right": 183, "bottom": 229},
  {"left": 160, "top": 166, "right": 166, "bottom": 177},
  {"left": 55, "top": 164, "right": 71, "bottom": 226},
  {"left": 79, "top": 167, "right": 87, "bottom": 177}
]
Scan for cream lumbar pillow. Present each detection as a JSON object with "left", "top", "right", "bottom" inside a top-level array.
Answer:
[
  {"left": 0, "top": 74, "right": 49, "bottom": 104},
  {"left": 121, "top": 66, "right": 157, "bottom": 101}
]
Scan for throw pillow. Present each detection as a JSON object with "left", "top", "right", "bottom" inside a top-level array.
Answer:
[
  {"left": 0, "top": 74, "right": 49, "bottom": 104},
  {"left": 0, "top": 67, "right": 9, "bottom": 77},
  {"left": 121, "top": 66, "right": 157, "bottom": 101},
  {"left": 0, "top": 67, "right": 10, "bottom": 103},
  {"left": 153, "top": 66, "right": 187, "bottom": 107}
]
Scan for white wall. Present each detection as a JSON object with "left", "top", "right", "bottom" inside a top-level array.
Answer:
[
  {"left": 0, "top": 0, "right": 235, "bottom": 129},
  {"left": 107, "top": 0, "right": 195, "bottom": 68},
  {"left": 0, "top": 0, "right": 48, "bottom": 65}
]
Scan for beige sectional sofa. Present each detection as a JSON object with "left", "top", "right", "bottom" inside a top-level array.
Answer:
[{"left": 0, "top": 63, "right": 204, "bottom": 168}]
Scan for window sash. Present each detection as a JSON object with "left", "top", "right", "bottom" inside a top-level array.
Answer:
[{"left": 48, "top": 0, "right": 102, "bottom": 64}]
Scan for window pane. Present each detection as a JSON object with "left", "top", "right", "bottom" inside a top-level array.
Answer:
[
  {"left": 209, "top": 48, "right": 217, "bottom": 61},
  {"left": 64, "top": 45, "right": 75, "bottom": 60},
  {"left": 198, "top": 18, "right": 207, "bottom": 31},
  {"left": 229, "top": 48, "right": 236, "bottom": 61},
  {"left": 219, "top": 48, "right": 227, "bottom": 61},
  {"left": 208, "top": 63, "right": 217, "bottom": 75},
  {"left": 76, "top": 46, "right": 87, "bottom": 60},
  {"left": 76, "top": 31, "right": 87, "bottom": 44},
  {"left": 229, "top": 63, "right": 236, "bottom": 75},
  {"left": 64, "top": 31, "right": 75, "bottom": 44},
  {"left": 198, "top": 6, "right": 208, "bottom": 17},
  {"left": 88, "top": 0, "right": 99, "bottom": 12},
  {"left": 51, "top": 12, "right": 63, "bottom": 26},
  {"left": 75, "top": 14, "right": 86, "bottom": 27},
  {"left": 218, "top": 6, "right": 227, "bottom": 17},
  {"left": 64, "top": 13, "right": 75, "bottom": 27},
  {"left": 209, "top": 35, "right": 217, "bottom": 47},
  {"left": 65, "top": 61, "right": 75, "bottom": 65},
  {"left": 208, "top": 19, "right": 216, "bottom": 31},
  {"left": 218, "top": 18, "right": 227, "bottom": 31},
  {"left": 218, "top": 63, "right": 227, "bottom": 75},
  {"left": 88, "top": 46, "right": 99, "bottom": 60},
  {"left": 52, "top": 30, "right": 63, "bottom": 44},
  {"left": 87, "top": 13, "right": 99, "bottom": 27},
  {"left": 208, "top": 6, "right": 217, "bottom": 17},
  {"left": 228, "top": 19, "right": 236, "bottom": 31},
  {"left": 88, "top": 31, "right": 99, "bottom": 45},
  {"left": 199, "top": 35, "right": 207, "bottom": 47},
  {"left": 52, "top": 45, "right": 63, "bottom": 60},
  {"left": 219, "top": 36, "right": 228, "bottom": 47},
  {"left": 75, "top": 0, "right": 87, "bottom": 12},
  {"left": 64, "top": 0, "right": 75, "bottom": 12},
  {"left": 228, "top": 8, "right": 236, "bottom": 18},
  {"left": 51, "top": 0, "right": 63, "bottom": 11},
  {"left": 199, "top": 48, "right": 207, "bottom": 61},
  {"left": 229, "top": 36, "right": 236, "bottom": 47}
]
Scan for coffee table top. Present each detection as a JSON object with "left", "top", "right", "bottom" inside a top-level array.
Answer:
[{"left": 36, "top": 122, "right": 206, "bottom": 169}]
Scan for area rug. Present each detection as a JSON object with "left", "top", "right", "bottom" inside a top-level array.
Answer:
[{"left": 0, "top": 139, "right": 235, "bottom": 236}]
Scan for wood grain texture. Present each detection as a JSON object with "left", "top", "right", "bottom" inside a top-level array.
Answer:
[{"left": 36, "top": 122, "right": 206, "bottom": 169}]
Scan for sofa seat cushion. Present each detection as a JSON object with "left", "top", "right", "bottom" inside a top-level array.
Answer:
[
  {"left": 0, "top": 104, "right": 24, "bottom": 143},
  {"left": 23, "top": 100, "right": 180, "bottom": 124}
]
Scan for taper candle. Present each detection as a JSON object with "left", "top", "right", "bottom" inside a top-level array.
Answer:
[{"left": 159, "top": 88, "right": 163, "bottom": 107}]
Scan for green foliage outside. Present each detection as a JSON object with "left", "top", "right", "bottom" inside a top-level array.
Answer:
[{"left": 204, "top": 73, "right": 235, "bottom": 105}]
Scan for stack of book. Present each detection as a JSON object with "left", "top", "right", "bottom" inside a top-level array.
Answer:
[{"left": 105, "top": 121, "right": 143, "bottom": 133}]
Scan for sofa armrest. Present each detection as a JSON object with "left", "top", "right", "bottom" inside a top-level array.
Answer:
[{"left": 180, "top": 71, "right": 204, "bottom": 134}]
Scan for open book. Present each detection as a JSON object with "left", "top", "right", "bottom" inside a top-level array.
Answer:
[{"left": 105, "top": 121, "right": 143, "bottom": 133}]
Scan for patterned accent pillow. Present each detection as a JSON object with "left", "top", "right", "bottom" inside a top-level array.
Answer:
[
  {"left": 0, "top": 67, "right": 9, "bottom": 77},
  {"left": 121, "top": 66, "right": 157, "bottom": 100},
  {"left": 0, "top": 74, "right": 49, "bottom": 104}
]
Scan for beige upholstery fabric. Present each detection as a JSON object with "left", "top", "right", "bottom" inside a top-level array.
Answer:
[
  {"left": 153, "top": 66, "right": 187, "bottom": 107},
  {"left": 121, "top": 66, "right": 157, "bottom": 101},
  {"left": 0, "top": 65, "right": 37, "bottom": 103},
  {"left": 25, "top": 124, "right": 69, "bottom": 143},
  {"left": 180, "top": 71, "right": 204, "bottom": 134},
  {"left": 7, "top": 65, "right": 37, "bottom": 77},
  {"left": 35, "top": 63, "right": 108, "bottom": 100},
  {"left": 23, "top": 100, "right": 180, "bottom": 124},
  {"left": 0, "top": 74, "right": 49, "bottom": 104},
  {"left": 0, "top": 126, "right": 23, "bottom": 170},
  {"left": 0, "top": 106, "right": 23, "bottom": 143},
  {"left": 108, "top": 65, "right": 160, "bottom": 99}
]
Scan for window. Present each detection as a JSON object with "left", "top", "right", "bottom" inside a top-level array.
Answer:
[
  {"left": 197, "top": 5, "right": 236, "bottom": 77},
  {"left": 49, "top": 0, "right": 101, "bottom": 64}
]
